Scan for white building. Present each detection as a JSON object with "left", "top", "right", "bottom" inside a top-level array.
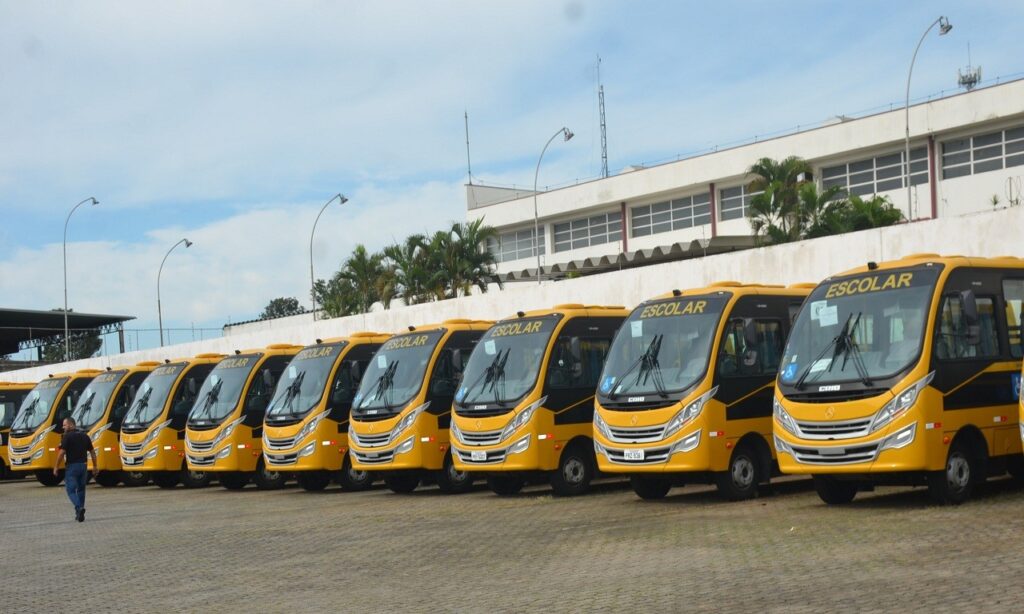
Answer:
[{"left": 467, "top": 79, "right": 1024, "bottom": 280}]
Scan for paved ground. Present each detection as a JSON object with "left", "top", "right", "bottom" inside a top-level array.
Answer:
[{"left": 2, "top": 473, "right": 1024, "bottom": 612}]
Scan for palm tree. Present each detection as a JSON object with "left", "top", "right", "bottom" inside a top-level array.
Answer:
[
  {"left": 449, "top": 219, "right": 502, "bottom": 297},
  {"left": 382, "top": 234, "right": 434, "bottom": 306},
  {"left": 338, "top": 245, "right": 385, "bottom": 313},
  {"left": 746, "top": 156, "right": 812, "bottom": 245},
  {"left": 845, "top": 194, "right": 904, "bottom": 231},
  {"left": 798, "top": 183, "right": 848, "bottom": 239}
]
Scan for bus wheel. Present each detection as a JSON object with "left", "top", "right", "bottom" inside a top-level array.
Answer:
[
  {"left": 436, "top": 453, "right": 474, "bottom": 494},
  {"left": 153, "top": 471, "right": 180, "bottom": 489},
  {"left": 338, "top": 457, "right": 374, "bottom": 492},
  {"left": 630, "top": 475, "right": 672, "bottom": 500},
  {"left": 95, "top": 472, "right": 121, "bottom": 487},
  {"left": 35, "top": 470, "right": 63, "bottom": 487},
  {"left": 181, "top": 469, "right": 211, "bottom": 488},
  {"left": 220, "top": 472, "right": 250, "bottom": 490},
  {"left": 254, "top": 459, "right": 287, "bottom": 490},
  {"left": 122, "top": 471, "right": 150, "bottom": 487},
  {"left": 487, "top": 475, "right": 525, "bottom": 496},
  {"left": 384, "top": 474, "right": 420, "bottom": 494},
  {"left": 297, "top": 471, "right": 331, "bottom": 492},
  {"left": 715, "top": 444, "right": 761, "bottom": 501},
  {"left": 550, "top": 443, "right": 596, "bottom": 497},
  {"left": 813, "top": 476, "right": 857, "bottom": 505},
  {"left": 928, "top": 439, "right": 979, "bottom": 505}
]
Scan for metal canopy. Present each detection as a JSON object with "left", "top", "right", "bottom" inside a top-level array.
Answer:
[
  {"left": 500, "top": 235, "right": 756, "bottom": 282},
  {"left": 0, "top": 308, "right": 134, "bottom": 355}
]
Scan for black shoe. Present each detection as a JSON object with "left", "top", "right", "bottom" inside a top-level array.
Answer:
[{"left": 76, "top": 508, "right": 85, "bottom": 522}]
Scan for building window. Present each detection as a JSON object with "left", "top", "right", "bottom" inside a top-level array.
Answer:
[
  {"left": 552, "top": 212, "right": 622, "bottom": 253},
  {"left": 821, "top": 148, "right": 928, "bottom": 197},
  {"left": 631, "top": 193, "right": 711, "bottom": 238},
  {"left": 718, "top": 185, "right": 762, "bottom": 221},
  {"left": 942, "top": 125, "right": 1024, "bottom": 180},
  {"left": 485, "top": 228, "right": 544, "bottom": 263}
]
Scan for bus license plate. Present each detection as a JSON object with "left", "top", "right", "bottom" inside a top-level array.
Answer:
[
  {"left": 624, "top": 449, "right": 644, "bottom": 461},
  {"left": 471, "top": 451, "right": 487, "bottom": 462}
]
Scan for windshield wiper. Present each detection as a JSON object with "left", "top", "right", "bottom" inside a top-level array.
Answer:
[
  {"left": 125, "top": 388, "right": 153, "bottom": 425},
  {"left": 609, "top": 334, "right": 667, "bottom": 399},
  {"left": 190, "top": 379, "right": 224, "bottom": 421},
  {"left": 490, "top": 349, "right": 510, "bottom": 405},
  {"left": 362, "top": 361, "right": 399, "bottom": 412},
  {"left": 268, "top": 371, "right": 305, "bottom": 417},
  {"left": 463, "top": 349, "right": 508, "bottom": 405},
  {"left": 793, "top": 312, "right": 872, "bottom": 389}
]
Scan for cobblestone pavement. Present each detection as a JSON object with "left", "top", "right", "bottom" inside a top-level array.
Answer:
[{"left": 3, "top": 474, "right": 1024, "bottom": 612}]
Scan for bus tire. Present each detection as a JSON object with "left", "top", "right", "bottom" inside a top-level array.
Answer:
[
  {"left": 715, "top": 444, "right": 761, "bottom": 501},
  {"left": 487, "top": 475, "right": 525, "bottom": 496},
  {"left": 94, "top": 471, "right": 121, "bottom": 487},
  {"left": 297, "top": 471, "right": 331, "bottom": 492},
  {"left": 35, "top": 470, "right": 63, "bottom": 487},
  {"left": 630, "top": 475, "right": 672, "bottom": 500},
  {"left": 254, "top": 459, "right": 286, "bottom": 490},
  {"left": 813, "top": 476, "right": 857, "bottom": 505},
  {"left": 928, "top": 439, "right": 980, "bottom": 505},
  {"left": 219, "top": 472, "right": 250, "bottom": 490},
  {"left": 436, "top": 453, "right": 474, "bottom": 494},
  {"left": 181, "top": 469, "right": 211, "bottom": 488},
  {"left": 550, "top": 442, "right": 596, "bottom": 497},
  {"left": 153, "top": 471, "right": 180, "bottom": 489},
  {"left": 338, "top": 457, "right": 373, "bottom": 492},
  {"left": 384, "top": 474, "right": 420, "bottom": 494},
  {"left": 122, "top": 471, "right": 150, "bottom": 487}
]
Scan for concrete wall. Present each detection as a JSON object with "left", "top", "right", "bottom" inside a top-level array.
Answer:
[{"left": 5, "top": 205, "right": 1022, "bottom": 383}]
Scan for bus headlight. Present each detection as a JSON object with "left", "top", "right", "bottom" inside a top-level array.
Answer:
[
  {"left": 507, "top": 434, "right": 531, "bottom": 455},
  {"left": 663, "top": 387, "right": 717, "bottom": 440},
  {"left": 669, "top": 430, "right": 701, "bottom": 455},
  {"left": 298, "top": 411, "right": 328, "bottom": 441},
  {"left": 390, "top": 403, "right": 431, "bottom": 443},
  {"left": 298, "top": 441, "right": 317, "bottom": 458},
  {"left": 394, "top": 436, "right": 415, "bottom": 455},
  {"left": 90, "top": 423, "right": 110, "bottom": 443},
  {"left": 878, "top": 423, "right": 917, "bottom": 452},
  {"left": 214, "top": 418, "right": 244, "bottom": 445},
  {"left": 773, "top": 397, "right": 798, "bottom": 436},
  {"left": 31, "top": 449, "right": 45, "bottom": 460},
  {"left": 593, "top": 411, "right": 611, "bottom": 440},
  {"left": 869, "top": 372, "right": 934, "bottom": 434},
  {"left": 500, "top": 396, "right": 547, "bottom": 442},
  {"left": 30, "top": 426, "right": 54, "bottom": 449},
  {"left": 144, "top": 448, "right": 159, "bottom": 460},
  {"left": 449, "top": 420, "right": 464, "bottom": 444},
  {"left": 143, "top": 420, "right": 172, "bottom": 447},
  {"left": 216, "top": 446, "right": 231, "bottom": 459}
]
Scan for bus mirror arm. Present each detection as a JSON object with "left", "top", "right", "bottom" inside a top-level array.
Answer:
[
  {"left": 262, "top": 370, "right": 275, "bottom": 388},
  {"left": 958, "top": 290, "right": 981, "bottom": 345},
  {"left": 187, "top": 378, "right": 198, "bottom": 395},
  {"left": 350, "top": 361, "right": 363, "bottom": 382}
]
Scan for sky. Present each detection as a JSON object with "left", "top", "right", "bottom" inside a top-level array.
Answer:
[{"left": 2, "top": 0, "right": 1023, "bottom": 355}]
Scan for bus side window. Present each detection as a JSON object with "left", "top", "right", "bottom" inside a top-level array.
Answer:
[
  {"left": 1003, "top": 279, "right": 1024, "bottom": 358},
  {"left": 719, "top": 320, "right": 782, "bottom": 377},
  {"left": 935, "top": 295, "right": 999, "bottom": 359},
  {"left": 548, "top": 336, "right": 611, "bottom": 389}
]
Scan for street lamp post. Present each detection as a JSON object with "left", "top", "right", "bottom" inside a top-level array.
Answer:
[
  {"left": 63, "top": 197, "right": 99, "bottom": 361},
  {"left": 158, "top": 238, "right": 193, "bottom": 346},
  {"left": 905, "top": 16, "right": 952, "bottom": 220},
  {"left": 309, "top": 193, "right": 348, "bottom": 320},
  {"left": 532, "top": 127, "right": 574, "bottom": 284}
]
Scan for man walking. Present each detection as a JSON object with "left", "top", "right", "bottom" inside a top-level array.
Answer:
[{"left": 54, "top": 417, "right": 98, "bottom": 522}]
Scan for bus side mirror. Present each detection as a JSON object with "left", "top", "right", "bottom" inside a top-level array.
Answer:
[
  {"left": 349, "top": 361, "right": 363, "bottom": 383},
  {"left": 959, "top": 290, "right": 981, "bottom": 345},
  {"left": 262, "top": 369, "right": 275, "bottom": 388},
  {"left": 451, "top": 349, "right": 463, "bottom": 374},
  {"left": 742, "top": 319, "right": 759, "bottom": 367},
  {"left": 128, "top": 384, "right": 138, "bottom": 401},
  {"left": 187, "top": 378, "right": 198, "bottom": 395}
]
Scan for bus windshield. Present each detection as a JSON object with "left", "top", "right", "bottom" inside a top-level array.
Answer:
[
  {"left": 124, "top": 364, "right": 184, "bottom": 428},
  {"left": 266, "top": 343, "right": 346, "bottom": 420},
  {"left": 188, "top": 355, "right": 260, "bottom": 425},
  {"left": 11, "top": 378, "right": 69, "bottom": 433},
  {"left": 0, "top": 390, "right": 30, "bottom": 429},
  {"left": 600, "top": 296, "right": 728, "bottom": 401},
  {"left": 71, "top": 371, "right": 126, "bottom": 430},
  {"left": 780, "top": 268, "right": 939, "bottom": 388},
  {"left": 459, "top": 317, "right": 558, "bottom": 408},
  {"left": 353, "top": 331, "right": 444, "bottom": 417}
]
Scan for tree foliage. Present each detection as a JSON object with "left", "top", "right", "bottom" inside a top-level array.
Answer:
[
  {"left": 260, "top": 297, "right": 306, "bottom": 320},
  {"left": 39, "top": 309, "right": 103, "bottom": 361}
]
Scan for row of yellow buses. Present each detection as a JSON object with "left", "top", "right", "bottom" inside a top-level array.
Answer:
[{"left": 4, "top": 255, "right": 1023, "bottom": 507}]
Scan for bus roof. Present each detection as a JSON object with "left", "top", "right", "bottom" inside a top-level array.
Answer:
[
  {"left": 826, "top": 254, "right": 1024, "bottom": 280},
  {"left": 403, "top": 320, "right": 494, "bottom": 333},
  {"left": 501, "top": 304, "right": 630, "bottom": 321},
  {"left": 641, "top": 282, "right": 813, "bottom": 303}
]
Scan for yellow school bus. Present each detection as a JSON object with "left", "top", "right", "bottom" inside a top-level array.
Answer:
[
  {"left": 591, "top": 285, "right": 809, "bottom": 500},
  {"left": 262, "top": 333, "right": 391, "bottom": 491},
  {"left": 1, "top": 381, "right": 36, "bottom": 479},
  {"left": 451, "top": 305, "right": 627, "bottom": 496},
  {"left": 7, "top": 369, "right": 101, "bottom": 485},
  {"left": 186, "top": 344, "right": 302, "bottom": 490},
  {"left": 774, "top": 255, "right": 1024, "bottom": 504},
  {"left": 120, "top": 353, "right": 226, "bottom": 488},
  {"left": 70, "top": 362, "right": 160, "bottom": 487},
  {"left": 348, "top": 320, "right": 492, "bottom": 493}
]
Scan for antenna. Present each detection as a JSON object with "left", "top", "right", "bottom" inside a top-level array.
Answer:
[
  {"left": 464, "top": 111, "right": 473, "bottom": 185},
  {"left": 957, "top": 42, "right": 982, "bottom": 92},
  {"left": 597, "top": 55, "right": 609, "bottom": 178}
]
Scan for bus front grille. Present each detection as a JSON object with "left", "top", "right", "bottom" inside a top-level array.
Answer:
[
  {"left": 351, "top": 431, "right": 390, "bottom": 448},
  {"left": 607, "top": 425, "right": 665, "bottom": 444},
  {"left": 264, "top": 452, "right": 298, "bottom": 466},
  {"left": 121, "top": 441, "right": 144, "bottom": 454},
  {"left": 352, "top": 449, "right": 394, "bottom": 464},
  {"left": 795, "top": 418, "right": 872, "bottom": 440},
  {"left": 790, "top": 443, "right": 878, "bottom": 465},
  {"left": 187, "top": 454, "right": 216, "bottom": 466},
  {"left": 458, "top": 429, "right": 503, "bottom": 447},
  {"left": 10, "top": 443, "right": 32, "bottom": 455},
  {"left": 453, "top": 447, "right": 507, "bottom": 465},
  {"left": 264, "top": 436, "right": 297, "bottom": 451},
  {"left": 186, "top": 439, "right": 215, "bottom": 453},
  {"left": 598, "top": 444, "right": 672, "bottom": 465}
]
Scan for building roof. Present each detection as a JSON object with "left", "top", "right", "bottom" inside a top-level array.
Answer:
[
  {"left": 0, "top": 308, "right": 134, "bottom": 355},
  {"left": 500, "top": 235, "right": 756, "bottom": 282}
]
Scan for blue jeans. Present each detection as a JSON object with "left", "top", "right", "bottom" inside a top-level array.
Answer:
[{"left": 65, "top": 462, "right": 87, "bottom": 511}]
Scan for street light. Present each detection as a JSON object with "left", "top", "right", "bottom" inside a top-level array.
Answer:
[
  {"left": 63, "top": 197, "right": 98, "bottom": 361},
  {"left": 905, "top": 15, "right": 952, "bottom": 220},
  {"left": 532, "top": 127, "right": 574, "bottom": 284},
  {"left": 309, "top": 193, "right": 348, "bottom": 320},
  {"left": 157, "top": 238, "right": 193, "bottom": 347}
]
